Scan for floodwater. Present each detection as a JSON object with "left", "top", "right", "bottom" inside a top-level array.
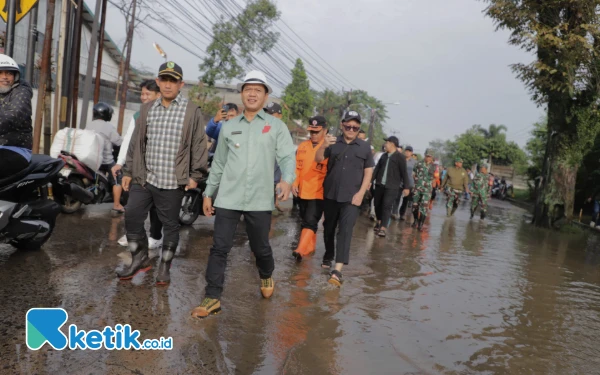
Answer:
[{"left": 1, "top": 198, "right": 600, "bottom": 375}]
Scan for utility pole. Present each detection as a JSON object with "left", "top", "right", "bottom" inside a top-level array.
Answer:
[
  {"left": 117, "top": 0, "right": 137, "bottom": 135},
  {"left": 79, "top": 0, "right": 103, "bottom": 129},
  {"left": 93, "top": 0, "right": 108, "bottom": 104},
  {"left": 25, "top": 2, "right": 39, "bottom": 83},
  {"left": 32, "top": 0, "right": 56, "bottom": 154},
  {"left": 4, "top": 0, "right": 17, "bottom": 57},
  {"left": 59, "top": 0, "right": 74, "bottom": 129},
  {"left": 367, "top": 108, "right": 376, "bottom": 147},
  {"left": 69, "top": 0, "right": 84, "bottom": 128},
  {"left": 54, "top": 0, "right": 69, "bottom": 135}
]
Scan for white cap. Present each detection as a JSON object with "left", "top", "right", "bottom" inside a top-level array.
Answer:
[{"left": 237, "top": 70, "right": 272, "bottom": 94}]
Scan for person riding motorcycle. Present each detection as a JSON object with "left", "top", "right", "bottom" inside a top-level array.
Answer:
[
  {"left": 86, "top": 102, "right": 123, "bottom": 212},
  {"left": 0, "top": 54, "right": 33, "bottom": 179}
]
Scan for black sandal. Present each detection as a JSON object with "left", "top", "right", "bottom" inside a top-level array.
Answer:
[
  {"left": 373, "top": 223, "right": 381, "bottom": 232},
  {"left": 328, "top": 270, "right": 343, "bottom": 287},
  {"left": 321, "top": 259, "right": 332, "bottom": 269}
]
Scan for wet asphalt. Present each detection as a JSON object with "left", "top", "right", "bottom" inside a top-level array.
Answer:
[{"left": 1, "top": 197, "right": 600, "bottom": 375}]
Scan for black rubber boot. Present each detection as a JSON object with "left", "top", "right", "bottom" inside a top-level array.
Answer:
[
  {"left": 470, "top": 208, "right": 475, "bottom": 219},
  {"left": 156, "top": 242, "right": 177, "bottom": 285},
  {"left": 411, "top": 209, "right": 419, "bottom": 228},
  {"left": 117, "top": 234, "right": 150, "bottom": 280},
  {"left": 451, "top": 203, "right": 458, "bottom": 216},
  {"left": 418, "top": 215, "right": 426, "bottom": 231},
  {"left": 480, "top": 211, "right": 486, "bottom": 220}
]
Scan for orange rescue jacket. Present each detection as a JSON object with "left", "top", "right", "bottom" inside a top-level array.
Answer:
[{"left": 293, "top": 139, "right": 328, "bottom": 200}]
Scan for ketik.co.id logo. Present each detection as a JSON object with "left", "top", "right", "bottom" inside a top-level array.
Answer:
[{"left": 26, "top": 308, "right": 173, "bottom": 350}]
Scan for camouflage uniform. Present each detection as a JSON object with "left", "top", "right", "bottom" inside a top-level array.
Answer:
[
  {"left": 412, "top": 161, "right": 435, "bottom": 218},
  {"left": 442, "top": 157, "right": 469, "bottom": 216},
  {"left": 470, "top": 171, "right": 490, "bottom": 216}
]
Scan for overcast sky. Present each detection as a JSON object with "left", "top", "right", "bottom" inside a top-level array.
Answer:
[{"left": 102, "top": 0, "right": 544, "bottom": 154}]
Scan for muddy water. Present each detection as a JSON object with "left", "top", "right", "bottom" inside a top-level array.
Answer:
[{"left": 1, "top": 199, "right": 600, "bottom": 375}]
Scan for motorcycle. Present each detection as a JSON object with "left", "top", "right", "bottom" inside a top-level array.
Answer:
[
  {"left": 57, "top": 151, "right": 128, "bottom": 214},
  {"left": 491, "top": 177, "right": 511, "bottom": 200},
  {"left": 0, "top": 154, "right": 94, "bottom": 250}
]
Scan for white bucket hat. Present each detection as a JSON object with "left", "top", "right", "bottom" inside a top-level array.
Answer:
[{"left": 237, "top": 70, "right": 272, "bottom": 94}]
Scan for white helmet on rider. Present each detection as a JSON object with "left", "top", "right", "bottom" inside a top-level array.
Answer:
[{"left": 0, "top": 54, "right": 20, "bottom": 82}]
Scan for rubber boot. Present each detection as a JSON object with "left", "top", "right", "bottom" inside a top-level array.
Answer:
[
  {"left": 451, "top": 203, "right": 458, "bottom": 216},
  {"left": 117, "top": 234, "right": 151, "bottom": 280},
  {"left": 446, "top": 206, "right": 452, "bottom": 217},
  {"left": 470, "top": 208, "right": 475, "bottom": 219},
  {"left": 292, "top": 229, "right": 313, "bottom": 261},
  {"left": 156, "top": 242, "right": 177, "bottom": 285},
  {"left": 480, "top": 211, "right": 486, "bottom": 220},
  {"left": 411, "top": 209, "right": 419, "bottom": 228},
  {"left": 418, "top": 215, "right": 426, "bottom": 231},
  {"left": 310, "top": 231, "right": 317, "bottom": 253}
]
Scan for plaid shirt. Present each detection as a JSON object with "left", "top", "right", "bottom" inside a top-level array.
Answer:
[{"left": 145, "top": 93, "right": 188, "bottom": 189}]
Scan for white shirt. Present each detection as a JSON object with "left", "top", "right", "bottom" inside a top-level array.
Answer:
[
  {"left": 117, "top": 117, "right": 136, "bottom": 165},
  {"left": 86, "top": 119, "right": 122, "bottom": 165}
]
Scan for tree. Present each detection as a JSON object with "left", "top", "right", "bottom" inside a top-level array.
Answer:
[
  {"left": 188, "top": 82, "right": 222, "bottom": 117},
  {"left": 282, "top": 59, "right": 313, "bottom": 121},
  {"left": 428, "top": 139, "right": 453, "bottom": 166},
  {"left": 484, "top": 0, "right": 600, "bottom": 227},
  {"left": 199, "top": 0, "right": 280, "bottom": 85}
]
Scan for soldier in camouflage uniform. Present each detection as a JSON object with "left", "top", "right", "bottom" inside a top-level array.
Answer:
[
  {"left": 470, "top": 165, "right": 491, "bottom": 220},
  {"left": 411, "top": 149, "right": 436, "bottom": 231},
  {"left": 441, "top": 157, "right": 470, "bottom": 217}
]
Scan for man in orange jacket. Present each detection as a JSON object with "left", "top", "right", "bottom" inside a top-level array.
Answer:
[{"left": 291, "top": 116, "right": 328, "bottom": 261}]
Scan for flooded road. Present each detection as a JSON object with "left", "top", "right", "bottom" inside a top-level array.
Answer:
[{"left": 2, "top": 198, "right": 600, "bottom": 375}]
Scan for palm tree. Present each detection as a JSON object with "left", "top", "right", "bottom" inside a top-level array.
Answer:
[{"left": 477, "top": 124, "right": 508, "bottom": 172}]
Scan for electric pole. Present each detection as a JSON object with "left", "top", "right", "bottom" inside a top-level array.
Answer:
[
  {"left": 93, "top": 0, "right": 108, "bottom": 104},
  {"left": 4, "top": 0, "right": 17, "bottom": 57},
  {"left": 25, "top": 2, "right": 39, "bottom": 83},
  {"left": 79, "top": 0, "right": 103, "bottom": 129},
  {"left": 117, "top": 0, "right": 137, "bottom": 135}
]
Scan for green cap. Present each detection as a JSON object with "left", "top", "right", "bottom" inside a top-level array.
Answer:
[
  {"left": 425, "top": 148, "right": 435, "bottom": 157},
  {"left": 454, "top": 157, "right": 463, "bottom": 163}
]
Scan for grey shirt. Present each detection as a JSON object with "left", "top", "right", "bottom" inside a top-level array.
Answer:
[
  {"left": 405, "top": 158, "right": 416, "bottom": 189},
  {"left": 87, "top": 119, "right": 122, "bottom": 165}
]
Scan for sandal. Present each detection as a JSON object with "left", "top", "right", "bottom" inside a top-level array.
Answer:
[
  {"left": 321, "top": 259, "right": 332, "bottom": 269},
  {"left": 328, "top": 270, "right": 343, "bottom": 287},
  {"left": 373, "top": 223, "right": 381, "bottom": 232},
  {"left": 377, "top": 229, "right": 387, "bottom": 237}
]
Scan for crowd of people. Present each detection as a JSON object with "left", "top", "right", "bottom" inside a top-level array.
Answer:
[{"left": 0, "top": 54, "right": 517, "bottom": 320}]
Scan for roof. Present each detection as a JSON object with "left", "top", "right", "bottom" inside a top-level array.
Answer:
[{"left": 82, "top": 1, "right": 142, "bottom": 85}]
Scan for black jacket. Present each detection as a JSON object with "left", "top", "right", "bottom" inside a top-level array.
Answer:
[
  {"left": 0, "top": 80, "right": 33, "bottom": 149},
  {"left": 373, "top": 151, "right": 409, "bottom": 189}
]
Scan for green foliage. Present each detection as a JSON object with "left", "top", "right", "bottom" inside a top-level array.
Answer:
[
  {"left": 282, "top": 59, "right": 314, "bottom": 121},
  {"left": 188, "top": 82, "right": 222, "bottom": 116},
  {"left": 199, "top": 0, "right": 280, "bottom": 85},
  {"left": 428, "top": 139, "right": 454, "bottom": 166}
]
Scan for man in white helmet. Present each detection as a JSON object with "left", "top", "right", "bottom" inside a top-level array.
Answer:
[{"left": 0, "top": 54, "right": 33, "bottom": 179}]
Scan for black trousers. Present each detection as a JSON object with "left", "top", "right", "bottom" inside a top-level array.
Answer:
[
  {"left": 125, "top": 184, "right": 183, "bottom": 245},
  {"left": 323, "top": 199, "right": 360, "bottom": 265},
  {"left": 205, "top": 208, "right": 274, "bottom": 299},
  {"left": 400, "top": 191, "right": 414, "bottom": 217},
  {"left": 149, "top": 206, "right": 163, "bottom": 240},
  {"left": 0, "top": 149, "right": 29, "bottom": 179},
  {"left": 298, "top": 198, "right": 324, "bottom": 232},
  {"left": 374, "top": 185, "right": 398, "bottom": 228}
]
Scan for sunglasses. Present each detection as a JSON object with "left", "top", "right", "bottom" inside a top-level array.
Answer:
[{"left": 343, "top": 124, "right": 360, "bottom": 132}]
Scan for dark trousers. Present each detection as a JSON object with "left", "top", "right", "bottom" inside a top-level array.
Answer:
[
  {"left": 0, "top": 149, "right": 29, "bottom": 179},
  {"left": 205, "top": 208, "right": 274, "bottom": 299},
  {"left": 125, "top": 184, "right": 183, "bottom": 245},
  {"left": 299, "top": 198, "right": 324, "bottom": 232},
  {"left": 323, "top": 199, "right": 360, "bottom": 265},
  {"left": 149, "top": 206, "right": 163, "bottom": 240},
  {"left": 374, "top": 185, "right": 398, "bottom": 228},
  {"left": 400, "top": 191, "right": 414, "bottom": 217}
]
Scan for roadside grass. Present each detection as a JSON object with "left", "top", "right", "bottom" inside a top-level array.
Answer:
[{"left": 512, "top": 188, "right": 532, "bottom": 202}]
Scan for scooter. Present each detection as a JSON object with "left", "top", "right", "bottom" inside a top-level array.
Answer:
[
  {"left": 57, "top": 151, "right": 128, "bottom": 214},
  {"left": 0, "top": 154, "right": 94, "bottom": 250}
]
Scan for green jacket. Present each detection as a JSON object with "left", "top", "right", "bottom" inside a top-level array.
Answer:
[
  {"left": 442, "top": 166, "right": 469, "bottom": 191},
  {"left": 205, "top": 110, "right": 296, "bottom": 211}
]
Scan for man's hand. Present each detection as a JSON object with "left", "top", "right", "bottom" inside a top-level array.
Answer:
[
  {"left": 214, "top": 109, "right": 226, "bottom": 123},
  {"left": 111, "top": 164, "right": 122, "bottom": 179},
  {"left": 402, "top": 188, "right": 410, "bottom": 197},
  {"left": 351, "top": 191, "right": 365, "bottom": 207},
  {"left": 185, "top": 178, "right": 198, "bottom": 191},
  {"left": 324, "top": 134, "right": 337, "bottom": 147},
  {"left": 122, "top": 176, "right": 132, "bottom": 192},
  {"left": 292, "top": 184, "right": 299, "bottom": 197},
  {"left": 277, "top": 181, "right": 292, "bottom": 202},
  {"left": 203, "top": 197, "right": 215, "bottom": 217}
]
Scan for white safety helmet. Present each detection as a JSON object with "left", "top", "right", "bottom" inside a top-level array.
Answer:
[{"left": 0, "top": 54, "right": 20, "bottom": 82}]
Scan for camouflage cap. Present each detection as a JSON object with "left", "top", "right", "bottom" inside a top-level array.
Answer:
[
  {"left": 425, "top": 148, "right": 435, "bottom": 157},
  {"left": 454, "top": 156, "right": 463, "bottom": 163}
]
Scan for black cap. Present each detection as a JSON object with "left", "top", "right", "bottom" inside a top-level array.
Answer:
[
  {"left": 384, "top": 136, "right": 400, "bottom": 148},
  {"left": 343, "top": 110, "right": 361, "bottom": 124},
  {"left": 307, "top": 115, "right": 326, "bottom": 130},
  {"left": 158, "top": 61, "right": 183, "bottom": 80},
  {"left": 264, "top": 102, "right": 282, "bottom": 115},
  {"left": 405, "top": 145, "right": 414, "bottom": 152}
]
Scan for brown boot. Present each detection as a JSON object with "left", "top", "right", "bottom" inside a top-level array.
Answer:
[
  {"left": 292, "top": 229, "right": 313, "bottom": 261},
  {"left": 260, "top": 277, "right": 275, "bottom": 298}
]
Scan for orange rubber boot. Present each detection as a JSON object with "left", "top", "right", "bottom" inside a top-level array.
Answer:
[
  {"left": 309, "top": 231, "right": 317, "bottom": 255},
  {"left": 293, "top": 229, "right": 314, "bottom": 259}
]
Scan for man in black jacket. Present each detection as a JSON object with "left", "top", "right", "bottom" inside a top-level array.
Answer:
[
  {"left": 372, "top": 136, "right": 410, "bottom": 237},
  {"left": 0, "top": 54, "right": 33, "bottom": 179}
]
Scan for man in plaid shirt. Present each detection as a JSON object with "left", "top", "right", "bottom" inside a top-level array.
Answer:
[{"left": 120, "top": 61, "right": 208, "bottom": 284}]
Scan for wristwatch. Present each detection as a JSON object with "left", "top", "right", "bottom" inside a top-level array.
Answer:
[{"left": 202, "top": 191, "right": 210, "bottom": 198}]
